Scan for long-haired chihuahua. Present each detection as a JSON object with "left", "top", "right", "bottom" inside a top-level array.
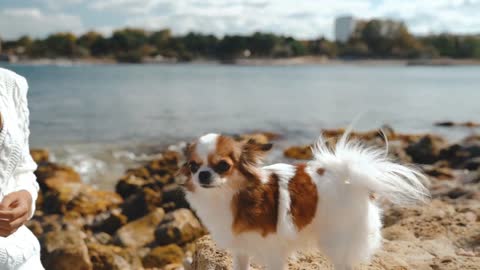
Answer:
[{"left": 177, "top": 131, "right": 428, "bottom": 270}]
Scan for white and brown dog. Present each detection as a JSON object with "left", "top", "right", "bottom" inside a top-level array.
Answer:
[{"left": 178, "top": 132, "right": 428, "bottom": 270}]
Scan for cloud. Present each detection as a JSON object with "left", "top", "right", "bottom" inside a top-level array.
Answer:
[
  {"left": 0, "top": 8, "right": 84, "bottom": 40},
  {"left": 1, "top": 1, "right": 479, "bottom": 40},
  {"left": 88, "top": 0, "right": 173, "bottom": 14}
]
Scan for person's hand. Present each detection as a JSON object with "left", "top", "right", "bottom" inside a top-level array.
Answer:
[{"left": 0, "top": 190, "right": 32, "bottom": 237}]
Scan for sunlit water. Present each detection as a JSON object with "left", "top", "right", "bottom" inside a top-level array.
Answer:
[{"left": 3, "top": 63, "right": 480, "bottom": 188}]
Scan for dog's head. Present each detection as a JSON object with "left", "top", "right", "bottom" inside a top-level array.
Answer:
[{"left": 177, "top": 133, "right": 272, "bottom": 191}]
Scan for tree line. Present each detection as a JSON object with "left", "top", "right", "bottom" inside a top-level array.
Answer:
[{"left": 1, "top": 19, "right": 479, "bottom": 63}]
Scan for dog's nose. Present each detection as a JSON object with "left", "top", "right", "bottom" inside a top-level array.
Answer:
[{"left": 198, "top": 171, "right": 212, "bottom": 185}]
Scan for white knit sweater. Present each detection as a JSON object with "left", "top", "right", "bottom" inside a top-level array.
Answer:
[{"left": 0, "top": 68, "right": 42, "bottom": 269}]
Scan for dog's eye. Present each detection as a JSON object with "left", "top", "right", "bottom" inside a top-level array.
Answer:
[
  {"left": 214, "top": 161, "right": 231, "bottom": 174},
  {"left": 188, "top": 161, "right": 200, "bottom": 173}
]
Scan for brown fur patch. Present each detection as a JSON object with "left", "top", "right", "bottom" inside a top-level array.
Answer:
[
  {"left": 288, "top": 164, "right": 318, "bottom": 230},
  {"left": 231, "top": 173, "right": 279, "bottom": 237},
  {"left": 207, "top": 135, "right": 240, "bottom": 177},
  {"left": 237, "top": 140, "right": 272, "bottom": 184}
]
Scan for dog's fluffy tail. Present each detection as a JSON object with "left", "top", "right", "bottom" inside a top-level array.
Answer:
[{"left": 311, "top": 131, "right": 429, "bottom": 205}]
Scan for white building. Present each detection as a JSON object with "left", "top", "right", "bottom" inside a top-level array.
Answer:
[{"left": 335, "top": 16, "right": 356, "bottom": 43}]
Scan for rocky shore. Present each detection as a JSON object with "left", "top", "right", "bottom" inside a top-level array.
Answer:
[{"left": 28, "top": 127, "right": 480, "bottom": 269}]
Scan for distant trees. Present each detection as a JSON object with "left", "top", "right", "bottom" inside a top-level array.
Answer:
[
  {"left": 421, "top": 34, "right": 480, "bottom": 58},
  {"left": 78, "top": 31, "right": 110, "bottom": 56},
  {"left": 1, "top": 19, "right": 479, "bottom": 62},
  {"left": 338, "top": 19, "right": 430, "bottom": 58}
]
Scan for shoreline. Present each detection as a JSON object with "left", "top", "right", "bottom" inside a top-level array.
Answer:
[
  {"left": 28, "top": 127, "right": 480, "bottom": 269},
  {"left": 3, "top": 56, "right": 480, "bottom": 67}
]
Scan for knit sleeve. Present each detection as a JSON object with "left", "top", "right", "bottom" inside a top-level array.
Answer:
[{"left": 11, "top": 74, "right": 39, "bottom": 219}]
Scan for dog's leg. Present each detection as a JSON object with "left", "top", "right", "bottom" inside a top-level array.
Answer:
[{"left": 233, "top": 254, "right": 250, "bottom": 270}]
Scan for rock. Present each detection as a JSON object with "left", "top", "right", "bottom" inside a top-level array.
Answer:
[
  {"left": 90, "top": 209, "right": 128, "bottom": 234},
  {"left": 41, "top": 229, "right": 93, "bottom": 270},
  {"left": 237, "top": 133, "right": 270, "bottom": 144},
  {"left": 30, "top": 149, "right": 50, "bottom": 164},
  {"left": 283, "top": 145, "right": 313, "bottom": 160},
  {"left": 464, "top": 157, "right": 480, "bottom": 170},
  {"left": 405, "top": 135, "right": 447, "bottom": 164},
  {"left": 28, "top": 214, "right": 85, "bottom": 236},
  {"left": 237, "top": 132, "right": 281, "bottom": 144},
  {"left": 163, "top": 263, "right": 186, "bottom": 270},
  {"left": 116, "top": 151, "right": 180, "bottom": 200},
  {"left": 35, "top": 162, "right": 82, "bottom": 191},
  {"left": 423, "top": 165, "right": 455, "bottom": 180},
  {"left": 162, "top": 184, "right": 190, "bottom": 212},
  {"left": 435, "top": 121, "right": 480, "bottom": 127},
  {"left": 435, "top": 121, "right": 456, "bottom": 127},
  {"left": 93, "top": 232, "right": 114, "bottom": 245},
  {"left": 142, "top": 244, "right": 184, "bottom": 268},
  {"left": 146, "top": 150, "right": 181, "bottom": 176},
  {"left": 439, "top": 143, "right": 480, "bottom": 169},
  {"left": 191, "top": 197, "right": 480, "bottom": 270},
  {"left": 116, "top": 175, "right": 148, "bottom": 200},
  {"left": 43, "top": 182, "right": 123, "bottom": 216},
  {"left": 121, "top": 187, "right": 163, "bottom": 220},
  {"left": 115, "top": 208, "right": 165, "bottom": 248},
  {"left": 191, "top": 235, "right": 331, "bottom": 270},
  {"left": 87, "top": 243, "right": 143, "bottom": 270},
  {"left": 155, "top": 209, "right": 205, "bottom": 246}
]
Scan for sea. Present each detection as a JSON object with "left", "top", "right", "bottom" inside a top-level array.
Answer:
[{"left": 2, "top": 62, "right": 480, "bottom": 189}]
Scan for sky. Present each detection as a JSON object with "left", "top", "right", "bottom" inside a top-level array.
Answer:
[{"left": 0, "top": 0, "right": 479, "bottom": 40}]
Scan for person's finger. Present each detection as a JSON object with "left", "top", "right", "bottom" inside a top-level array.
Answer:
[
  {"left": 0, "top": 194, "right": 18, "bottom": 210},
  {"left": 0, "top": 204, "right": 28, "bottom": 221},
  {"left": 0, "top": 212, "right": 28, "bottom": 231},
  {"left": 0, "top": 227, "right": 17, "bottom": 237}
]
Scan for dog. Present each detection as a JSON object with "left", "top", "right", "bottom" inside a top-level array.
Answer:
[{"left": 177, "top": 132, "right": 429, "bottom": 270}]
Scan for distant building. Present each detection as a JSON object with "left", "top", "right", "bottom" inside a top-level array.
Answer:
[{"left": 335, "top": 16, "right": 356, "bottom": 43}]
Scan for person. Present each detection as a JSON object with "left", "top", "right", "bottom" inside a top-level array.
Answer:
[{"left": 0, "top": 68, "right": 43, "bottom": 269}]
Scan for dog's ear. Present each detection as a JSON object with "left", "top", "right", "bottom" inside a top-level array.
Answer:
[
  {"left": 240, "top": 139, "right": 273, "bottom": 164},
  {"left": 238, "top": 139, "right": 272, "bottom": 181}
]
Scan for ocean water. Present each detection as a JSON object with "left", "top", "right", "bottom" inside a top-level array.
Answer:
[{"left": 2, "top": 63, "right": 480, "bottom": 188}]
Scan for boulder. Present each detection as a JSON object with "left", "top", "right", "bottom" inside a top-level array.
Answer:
[
  {"left": 87, "top": 243, "right": 143, "bottom": 270},
  {"left": 43, "top": 182, "right": 123, "bottom": 216},
  {"left": 115, "top": 175, "right": 148, "bottom": 200},
  {"left": 161, "top": 184, "right": 190, "bottom": 212},
  {"left": 27, "top": 213, "right": 85, "bottom": 236},
  {"left": 146, "top": 150, "right": 181, "bottom": 176},
  {"left": 121, "top": 187, "right": 163, "bottom": 220},
  {"left": 283, "top": 145, "right": 313, "bottom": 160},
  {"left": 41, "top": 229, "right": 92, "bottom": 270},
  {"left": 237, "top": 133, "right": 272, "bottom": 144},
  {"left": 405, "top": 135, "right": 447, "bottom": 164},
  {"left": 142, "top": 244, "right": 184, "bottom": 268},
  {"left": 93, "top": 232, "right": 114, "bottom": 245},
  {"left": 191, "top": 235, "right": 331, "bottom": 270},
  {"left": 35, "top": 162, "right": 82, "bottom": 192},
  {"left": 435, "top": 121, "right": 480, "bottom": 127},
  {"left": 439, "top": 143, "right": 480, "bottom": 168},
  {"left": 155, "top": 208, "right": 205, "bottom": 246},
  {"left": 423, "top": 165, "right": 454, "bottom": 180},
  {"left": 115, "top": 208, "right": 165, "bottom": 248},
  {"left": 464, "top": 157, "right": 480, "bottom": 170},
  {"left": 90, "top": 209, "right": 128, "bottom": 234},
  {"left": 30, "top": 149, "right": 50, "bottom": 164}
]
